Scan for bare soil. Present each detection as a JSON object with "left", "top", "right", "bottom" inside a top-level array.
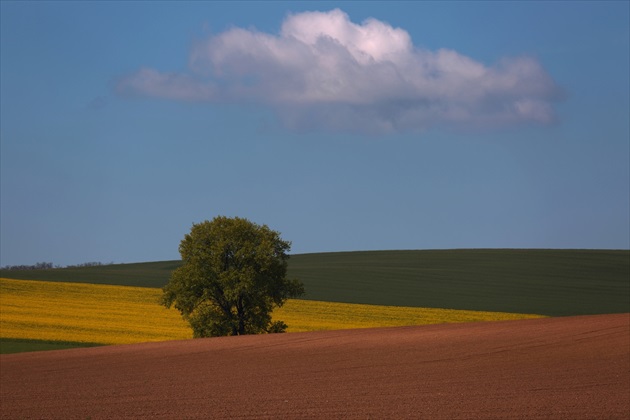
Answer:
[{"left": 1, "top": 314, "right": 628, "bottom": 419}]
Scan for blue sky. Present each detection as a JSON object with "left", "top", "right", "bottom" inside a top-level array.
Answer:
[{"left": 1, "top": 1, "right": 628, "bottom": 266}]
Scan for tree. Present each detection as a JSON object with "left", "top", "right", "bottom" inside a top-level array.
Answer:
[{"left": 161, "top": 216, "right": 305, "bottom": 337}]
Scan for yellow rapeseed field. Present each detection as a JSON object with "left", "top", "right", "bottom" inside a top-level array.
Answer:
[
  {"left": 275, "top": 299, "right": 545, "bottom": 332},
  {"left": 1, "top": 278, "right": 545, "bottom": 345},
  {"left": 0, "top": 278, "right": 191, "bottom": 344}
]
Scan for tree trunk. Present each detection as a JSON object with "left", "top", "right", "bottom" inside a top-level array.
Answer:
[{"left": 236, "top": 296, "right": 245, "bottom": 335}]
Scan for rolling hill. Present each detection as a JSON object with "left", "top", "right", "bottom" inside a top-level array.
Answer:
[{"left": 2, "top": 249, "right": 628, "bottom": 316}]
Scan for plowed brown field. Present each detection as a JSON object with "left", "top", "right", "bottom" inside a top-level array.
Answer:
[{"left": 1, "top": 314, "right": 628, "bottom": 419}]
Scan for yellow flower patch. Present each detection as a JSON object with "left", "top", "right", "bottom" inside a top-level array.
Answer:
[
  {"left": 276, "top": 299, "right": 545, "bottom": 332},
  {"left": 1, "top": 278, "right": 545, "bottom": 345},
  {"left": 0, "top": 278, "right": 190, "bottom": 344}
]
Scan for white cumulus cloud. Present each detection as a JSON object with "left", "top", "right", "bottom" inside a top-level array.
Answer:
[{"left": 116, "top": 9, "right": 564, "bottom": 133}]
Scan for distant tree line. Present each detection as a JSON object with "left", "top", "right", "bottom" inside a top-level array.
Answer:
[
  {"left": 0, "top": 262, "right": 55, "bottom": 271},
  {"left": 0, "top": 261, "right": 113, "bottom": 270}
]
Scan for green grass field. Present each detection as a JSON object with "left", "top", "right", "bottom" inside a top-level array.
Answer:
[
  {"left": 0, "top": 260, "right": 179, "bottom": 287},
  {"left": 0, "top": 339, "right": 102, "bottom": 355},
  {"left": 2, "top": 249, "right": 628, "bottom": 316},
  {"left": 289, "top": 249, "right": 630, "bottom": 316}
]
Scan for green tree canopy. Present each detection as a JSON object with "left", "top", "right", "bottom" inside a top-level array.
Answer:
[{"left": 161, "top": 216, "right": 304, "bottom": 337}]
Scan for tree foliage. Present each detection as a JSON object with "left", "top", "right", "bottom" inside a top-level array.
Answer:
[{"left": 161, "top": 216, "right": 304, "bottom": 337}]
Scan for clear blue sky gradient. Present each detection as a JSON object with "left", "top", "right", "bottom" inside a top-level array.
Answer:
[{"left": 1, "top": 1, "right": 628, "bottom": 266}]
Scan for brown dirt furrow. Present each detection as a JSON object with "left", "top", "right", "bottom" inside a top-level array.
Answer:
[{"left": 1, "top": 313, "right": 628, "bottom": 419}]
